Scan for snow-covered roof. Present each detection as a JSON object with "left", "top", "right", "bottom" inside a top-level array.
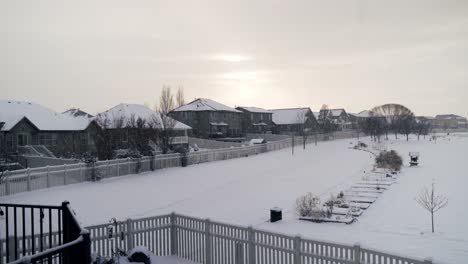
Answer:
[
  {"left": 355, "top": 110, "right": 379, "bottom": 118},
  {"left": 96, "top": 103, "right": 191, "bottom": 130},
  {"left": 329, "top": 109, "right": 346, "bottom": 117},
  {"left": 435, "top": 114, "right": 467, "bottom": 120},
  {"left": 172, "top": 98, "right": 241, "bottom": 113},
  {"left": 0, "top": 100, "right": 92, "bottom": 131},
  {"left": 63, "top": 108, "right": 94, "bottom": 118},
  {"left": 270, "top": 108, "right": 312, "bottom": 125},
  {"left": 236, "top": 106, "right": 272, "bottom": 114}
]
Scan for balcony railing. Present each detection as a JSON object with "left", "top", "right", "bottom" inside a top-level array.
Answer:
[{"left": 0, "top": 201, "right": 91, "bottom": 264}]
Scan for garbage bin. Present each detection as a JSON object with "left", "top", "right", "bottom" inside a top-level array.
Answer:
[{"left": 270, "top": 207, "right": 282, "bottom": 222}]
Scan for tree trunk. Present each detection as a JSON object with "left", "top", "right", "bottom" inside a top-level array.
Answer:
[{"left": 431, "top": 211, "right": 434, "bottom": 233}]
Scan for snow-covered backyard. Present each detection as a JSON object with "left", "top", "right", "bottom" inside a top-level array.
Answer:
[{"left": 1, "top": 134, "right": 467, "bottom": 263}]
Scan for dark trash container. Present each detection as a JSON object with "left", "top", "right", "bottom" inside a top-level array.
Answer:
[{"left": 270, "top": 207, "right": 282, "bottom": 222}]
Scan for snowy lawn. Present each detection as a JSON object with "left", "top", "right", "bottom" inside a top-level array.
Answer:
[{"left": 1, "top": 134, "right": 468, "bottom": 263}]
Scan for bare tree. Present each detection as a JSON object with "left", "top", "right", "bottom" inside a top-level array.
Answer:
[
  {"left": 157, "top": 85, "right": 177, "bottom": 154},
  {"left": 318, "top": 104, "right": 336, "bottom": 138},
  {"left": 94, "top": 115, "right": 116, "bottom": 160},
  {"left": 176, "top": 86, "right": 185, "bottom": 107},
  {"left": 415, "top": 183, "right": 448, "bottom": 233},
  {"left": 371, "top": 104, "right": 415, "bottom": 140}
]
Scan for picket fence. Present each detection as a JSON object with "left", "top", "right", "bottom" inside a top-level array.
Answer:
[
  {"left": 0, "top": 130, "right": 361, "bottom": 197},
  {"left": 0, "top": 213, "right": 431, "bottom": 264},
  {"left": 0, "top": 138, "right": 295, "bottom": 197}
]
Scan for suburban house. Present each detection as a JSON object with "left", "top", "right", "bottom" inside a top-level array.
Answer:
[
  {"left": 95, "top": 103, "right": 192, "bottom": 152},
  {"left": 169, "top": 98, "right": 243, "bottom": 138},
  {"left": 433, "top": 114, "right": 468, "bottom": 129},
  {"left": 0, "top": 100, "right": 98, "bottom": 161},
  {"left": 235, "top": 106, "right": 273, "bottom": 134},
  {"left": 318, "top": 108, "right": 353, "bottom": 130},
  {"left": 270, "top": 107, "right": 317, "bottom": 134}
]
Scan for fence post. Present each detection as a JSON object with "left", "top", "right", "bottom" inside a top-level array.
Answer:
[
  {"left": 5, "top": 170, "right": 10, "bottom": 195},
  {"left": 79, "top": 163, "right": 83, "bottom": 181},
  {"left": 126, "top": 218, "right": 134, "bottom": 250},
  {"left": 353, "top": 243, "right": 361, "bottom": 264},
  {"left": 27, "top": 168, "right": 31, "bottom": 191},
  {"left": 294, "top": 235, "right": 301, "bottom": 264},
  {"left": 107, "top": 160, "right": 110, "bottom": 177},
  {"left": 117, "top": 159, "right": 120, "bottom": 176},
  {"left": 170, "top": 212, "right": 178, "bottom": 256},
  {"left": 64, "top": 164, "right": 67, "bottom": 185},
  {"left": 205, "top": 218, "right": 212, "bottom": 264},
  {"left": 46, "top": 166, "right": 50, "bottom": 188},
  {"left": 247, "top": 226, "right": 255, "bottom": 264}
]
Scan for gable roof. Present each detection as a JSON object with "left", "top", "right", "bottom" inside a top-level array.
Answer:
[
  {"left": 63, "top": 108, "right": 94, "bottom": 118},
  {"left": 270, "top": 108, "right": 313, "bottom": 125},
  {"left": 96, "top": 103, "right": 191, "bottom": 130},
  {"left": 236, "top": 106, "right": 272, "bottom": 114},
  {"left": 0, "top": 100, "right": 92, "bottom": 131},
  {"left": 172, "top": 98, "right": 241, "bottom": 113},
  {"left": 435, "top": 114, "right": 467, "bottom": 120},
  {"left": 320, "top": 108, "right": 347, "bottom": 117}
]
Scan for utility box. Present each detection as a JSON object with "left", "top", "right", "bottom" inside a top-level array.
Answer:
[{"left": 270, "top": 207, "right": 282, "bottom": 222}]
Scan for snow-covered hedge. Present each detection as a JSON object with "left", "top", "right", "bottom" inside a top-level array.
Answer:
[{"left": 375, "top": 150, "right": 403, "bottom": 171}]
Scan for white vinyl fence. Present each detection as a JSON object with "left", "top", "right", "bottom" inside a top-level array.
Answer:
[
  {"left": 0, "top": 131, "right": 360, "bottom": 197},
  {"left": 0, "top": 213, "right": 431, "bottom": 264}
]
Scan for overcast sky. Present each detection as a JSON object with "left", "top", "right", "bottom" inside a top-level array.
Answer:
[{"left": 1, "top": 0, "right": 467, "bottom": 116}]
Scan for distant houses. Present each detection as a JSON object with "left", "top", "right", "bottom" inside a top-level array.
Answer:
[
  {"left": 431, "top": 114, "right": 468, "bottom": 129},
  {"left": 169, "top": 98, "right": 243, "bottom": 138},
  {"left": 270, "top": 108, "right": 317, "bottom": 134},
  {"left": 0, "top": 100, "right": 98, "bottom": 159},
  {"left": 235, "top": 107, "right": 273, "bottom": 134},
  {"left": 95, "top": 103, "right": 191, "bottom": 155},
  {"left": 319, "top": 108, "right": 353, "bottom": 130}
]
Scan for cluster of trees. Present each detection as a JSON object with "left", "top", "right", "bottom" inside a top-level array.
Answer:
[
  {"left": 359, "top": 104, "right": 431, "bottom": 142},
  {"left": 94, "top": 86, "right": 185, "bottom": 160}
]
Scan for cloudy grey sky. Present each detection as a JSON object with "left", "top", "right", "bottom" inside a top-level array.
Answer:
[{"left": 1, "top": 0, "right": 467, "bottom": 116}]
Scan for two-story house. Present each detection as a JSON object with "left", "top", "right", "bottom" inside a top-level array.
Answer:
[
  {"left": 270, "top": 107, "right": 317, "bottom": 134},
  {"left": 169, "top": 98, "right": 243, "bottom": 138},
  {"left": 235, "top": 107, "right": 273, "bottom": 134},
  {"left": 319, "top": 108, "right": 352, "bottom": 130}
]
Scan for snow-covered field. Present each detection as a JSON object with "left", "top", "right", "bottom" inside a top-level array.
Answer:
[{"left": 2, "top": 134, "right": 468, "bottom": 263}]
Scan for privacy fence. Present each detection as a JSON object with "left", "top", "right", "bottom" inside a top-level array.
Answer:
[
  {"left": 0, "top": 212, "right": 431, "bottom": 264},
  {"left": 0, "top": 131, "right": 360, "bottom": 197}
]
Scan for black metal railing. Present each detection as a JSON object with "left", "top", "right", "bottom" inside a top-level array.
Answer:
[{"left": 0, "top": 201, "right": 91, "bottom": 264}]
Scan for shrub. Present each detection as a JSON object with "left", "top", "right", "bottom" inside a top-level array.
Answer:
[
  {"left": 296, "top": 193, "right": 326, "bottom": 218},
  {"left": 375, "top": 150, "right": 403, "bottom": 171}
]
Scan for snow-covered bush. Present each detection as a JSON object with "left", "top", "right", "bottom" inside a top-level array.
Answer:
[
  {"left": 353, "top": 141, "right": 368, "bottom": 149},
  {"left": 296, "top": 193, "right": 326, "bottom": 218},
  {"left": 324, "top": 194, "right": 349, "bottom": 209},
  {"left": 375, "top": 150, "right": 403, "bottom": 171}
]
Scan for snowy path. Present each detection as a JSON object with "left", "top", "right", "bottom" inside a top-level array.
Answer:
[{"left": 1, "top": 135, "right": 468, "bottom": 263}]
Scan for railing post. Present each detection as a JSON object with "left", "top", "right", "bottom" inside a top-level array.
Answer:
[
  {"left": 126, "top": 218, "right": 134, "bottom": 250},
  {"left": 236, "top": 242, "right": 244, "bottom": 264},
  {"left": 79, "top": 230, "right": 92, "bottom": 264},
  {"left": 205, "top": 218, "right": 212, "bottom": 264},
  {"left": 247, "top": 226, "right": 255, "bottom": 264},
  {"left": 294, "top": 235, "right": 301, "bottom": 264},
  {"left": 27, "top": 168, "right": 31, "bottom": 191},
  {"left": 46, "top": 166, "right": 50, "bottom": 188},
  {"left": 353, "top": 243, "right": 361, "bottom": 264},
  {"left": 5, "top": 170, "right": 10, "bottom": 195},
  {"left": 170, "top": 212, "right": 178, "bottom": 256}
]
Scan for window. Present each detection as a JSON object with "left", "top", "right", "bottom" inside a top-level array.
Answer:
[
  {"left": 17, "top": 134, "right": 29, "bottom": 146},
  {"left": 39, "top": 133, "right": 57, "bottom": 146},
  {"left": 251, "top": 114, "right": 254, "bottom": 121}
]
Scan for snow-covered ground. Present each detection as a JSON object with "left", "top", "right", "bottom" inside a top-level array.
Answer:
[{"left": 2, "top": 134, "right": 467, "bottom": 263}]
